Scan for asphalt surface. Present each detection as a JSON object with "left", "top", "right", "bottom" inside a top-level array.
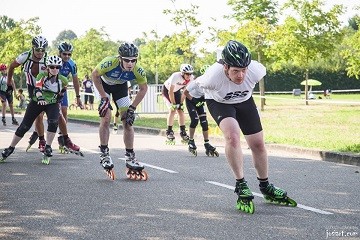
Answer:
[{"left": 0, "top": 117, "right": 359, "bottom": 240}]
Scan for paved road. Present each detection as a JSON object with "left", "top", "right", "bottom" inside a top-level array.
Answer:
[{"left": 0, "top": 119, "right": 359, "bottom": 240}]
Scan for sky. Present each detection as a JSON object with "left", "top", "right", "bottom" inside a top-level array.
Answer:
[{"left": 1, "top": 0, "right": 358, "bottom": 46}]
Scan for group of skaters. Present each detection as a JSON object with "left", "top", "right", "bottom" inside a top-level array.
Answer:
[{"left": 0, "top": 37, "right": 297, "bottom": 213}]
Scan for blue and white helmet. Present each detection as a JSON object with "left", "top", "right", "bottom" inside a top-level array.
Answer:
[{"left": 58, "top": 42, "right": 74, "bottom": 52}]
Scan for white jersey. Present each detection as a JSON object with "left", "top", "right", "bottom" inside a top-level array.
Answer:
[
  {"left": 15, "top": 51, "right": 47, "bottom": 87},
  {"left": 195, "top": 61, "right": 266, "bottom": 104},
  {"left": 163, "top": 72, "right": 194, "bottom": 92},
  {"left": 186, "top": 80, "right": 204, "bottom": 98}
]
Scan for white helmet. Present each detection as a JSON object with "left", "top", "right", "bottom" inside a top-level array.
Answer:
[
  {"left": 46, "top": 55, "right": 63, "bottom": 66},
  {"left": 32, "top": 35, "right": 48, "bottom": 48},
  {"left": 180, "top": 64, "right": 194, "bottom": 74}
]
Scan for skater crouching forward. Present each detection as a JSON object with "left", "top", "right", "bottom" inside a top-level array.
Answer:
[
  {"left": 1, "top": 56, "right": 68, "bottom": 164},
  {"left": 92, "top": 42, "right": 148, "bottom": 174},
  {"left": 194, "top": 40, "right": 296, "bottom": 214}
]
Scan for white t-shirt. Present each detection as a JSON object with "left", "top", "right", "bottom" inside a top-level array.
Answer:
[
  {"left": 163, "top": 72, "right": 194, "bottom": 92},
  {"left": 185, "top": 80, "right": 204, "bottom": 98},
  {"left": 195, "top": 61, "right": 266, "bottom": 104}
]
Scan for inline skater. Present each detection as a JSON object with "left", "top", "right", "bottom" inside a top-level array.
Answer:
[
  {"left": 92, "top": 42, "right": 148, "bottom": 180},
  {"left": 0, "top": 64, "right": 19, "bottom": 126},
  {"left": 1, "top": 56, "right": 68, "bottom": 164},
  {"left": 56, "top": 42, "right": 84, "bottom": 156},
  {"left": 182, "top": 65, "right": 218, "bottom": 157},
  {"left": 7, "top": 35, "right": 48, "bottom": 152},
  {"left": 194, "top": 40, "right": 296, "bottom": 214},
  {"left": 162, "top": 64, "right": 193, "bottom": 144}
]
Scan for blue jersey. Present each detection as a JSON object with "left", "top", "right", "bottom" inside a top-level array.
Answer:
[{"left": 60, "top": 59, "right": 77, "bottom": 78}]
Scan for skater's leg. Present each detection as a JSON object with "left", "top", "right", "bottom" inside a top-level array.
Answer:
[
  {"left": 99, "top": 108, "right": 111, "bottom": 146},
  {"left": 34, "top": 113, "right": 45, "bottom": 139},
  {"left": 219, "top": 117, "right": 244, "bottom": 179},
  {"left": 122, "top": 111, "right": 134, "bottom": 149},
  {"left": 244, "top": 131, "right": 268, "bottom": 179}
]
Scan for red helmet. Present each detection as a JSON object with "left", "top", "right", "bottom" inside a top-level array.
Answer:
[{"left": 0, "top": 64, "right": 7, "bottom": 71}]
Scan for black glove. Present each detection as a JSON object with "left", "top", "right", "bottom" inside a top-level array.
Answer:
[
  {"left": 121, "top": 105, "right": 136, "bottom": 126},
  {"left": 6, "top": 85, "right": 13, "bottom": 95},
  {"left": 98, "top": 97, "right": 110, "bottom": 117}
]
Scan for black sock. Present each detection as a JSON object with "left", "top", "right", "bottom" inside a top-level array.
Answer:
[
  {"left": 39, "top": 136, "right": 45, "bottom": 141},
  {"left": 167, "top": 126, "right": 173, "bottom": 131},
  {"left": 180, "top": 125, "right": 186, "bottom": 132},
  {"left": 258, "top": 177, "right": 269, "bottom": 188},
  {"left": 126, "top": 148, "right": 134, "bottom": 153},
  {"left": 236, "top": 178, "right": 245, "bottom": 183}
]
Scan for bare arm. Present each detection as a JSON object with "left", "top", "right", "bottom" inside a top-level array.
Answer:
[
  {"left": 169, "top": 85, "right": 176, "bottom": 104},
  {"left": 92, "top": 69, "right": 107, "bottom": 98},
  {"left": 72, "top": 75, "right": 83, "bottom": 106},
  {"left": 182, "top": 88, "right": 192, "bottom": 101},
  {"left": 7, "top": 60, "right": 21, "bottom": 86}
]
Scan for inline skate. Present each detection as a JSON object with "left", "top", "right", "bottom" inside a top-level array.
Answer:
[
  {"left": 188, "top": 139, "right": 197, "bottom": 156},
  {"left": 165, "top": 130, "right": 175, "bottom": 145},
  {"left": 38, "top": 139, "right": 46, "bottom": 153},
  {"left": 58, "top": 135, "right": 65, "bottom": 154},
  {"left": 204, "top": 142, "right": 219, "bottom": 157},
  {"left": 26, "top": 132, "right": 38, "bottom": 152},
  {"left": 42, "top": 145, "right": 52, "bottom": 165},
  {"left": 235, "top": 181, "right": 255, "bottom": 214},
  {"left": 63, "top": 137, "right": 84, "bottom": 157},
  {"left": 100, "top": 147, "right": 115, "bottom": 180},
  {"left": 12, "top": 118, "right": 19, "bottom": 125},
  {"left": 0, "top": 146, "right": 15, "bottom": 162},
  {"left": 180, "top": 131, "right": 189, "bottom": 144},
  {"left": 125, "top": 151, "right": 148, "bottom": 181},
  {"left": 260, "top": 184, "right": 297, "bottom": 207},
  {"left": 1, "top": 117, "right": 6, "bottom": 126}
]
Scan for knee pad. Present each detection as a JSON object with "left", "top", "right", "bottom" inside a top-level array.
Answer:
[
  {"left": 199, "top": 115, "right": 209, "bottom": 131},
  {"left": 189, "top": 117, "right": 199, "bottom": 129},
  {"left": 15, "top": 123, "right": 30, "bottom": 137},
  {"left": 47, "top": 119, "right": 59, "bottom": 133}
]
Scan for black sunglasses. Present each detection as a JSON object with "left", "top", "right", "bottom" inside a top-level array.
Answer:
[
  {"left": 122, "top": 58, "right": 137, "bottom": 63},
  {"left": 34, "top": 48, "right": 46, "bottom": 52},
  {"left": 62, "top": 52, "right": 72, "bottom": 56},
  {"left": 49, "top": 66, "right": 61, "bottom": 69}
]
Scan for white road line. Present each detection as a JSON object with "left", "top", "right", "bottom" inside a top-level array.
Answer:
[
  {"left": 206, "top": 181, "right": 333, "bottom": 215},
  {"left": 118, "top": 158, "right": 178, "bottom": 173}
]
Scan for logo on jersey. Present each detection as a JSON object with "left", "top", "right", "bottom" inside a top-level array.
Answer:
[
  {"left": 137, "top": 68, "right": 146, "bottom": 77},
  {"left": 223, "top": 90, "right": 249, "bottom": 101},
  {"left": 101, "top": 61, "right": 112, "bottom": 69}
]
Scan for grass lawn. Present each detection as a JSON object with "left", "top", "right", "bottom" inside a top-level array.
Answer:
[{"left": 63, "top": 93, "right": 360, "bottom": 154}]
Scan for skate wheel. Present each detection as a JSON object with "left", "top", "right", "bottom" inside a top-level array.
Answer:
[
  {"left": 108, "top": 169, "right": 116, "bottom": 180},
  {"left": 287, "top": 198, "right": 297, "bottom": 207},
  {"left": 214, "top": 151, "right": 219, "bottom": 157},
  {"left": 236, "top": 200, "right": 255, "bottom": 214},
  {"left": 126, "top": 168, "right": 133, "bottom": 179},
  {"left": 140, "top": 171, "right": 148, "bottom": 181}
]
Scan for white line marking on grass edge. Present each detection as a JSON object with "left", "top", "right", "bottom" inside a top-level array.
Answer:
[
  {"left": 206, "top": 181, "right": 333, "bottom": 215},
  {"left": 118, "top": 158, "right": 178, "bottom": 173}
]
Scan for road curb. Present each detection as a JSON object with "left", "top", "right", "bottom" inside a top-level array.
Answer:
[{"left": 68, "top": 118, "right": 360, "bottom": 167}]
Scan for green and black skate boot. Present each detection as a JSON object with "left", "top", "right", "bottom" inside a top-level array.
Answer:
[
  {"left": 260, "top": 183, "right": 297, "bottom": 207},
  {"left": 235, "top": 181, "right": 255, "bottom": 214}
]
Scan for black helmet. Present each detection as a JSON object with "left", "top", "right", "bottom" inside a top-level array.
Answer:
[
  {"left": 58, "top": 42, "right": 74, "bottom": 52},
  {"left": 222, "top": 40, "right": 251, "bottom": 68},
  {"left": 118, "top": 43, "right": 138, "bottom": 58},
  {"left": 32, "top": 35, "right": 48, "bottom": 48}
]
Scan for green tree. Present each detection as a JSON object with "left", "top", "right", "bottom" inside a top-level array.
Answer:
[
  {"left": 342, "top": 29, "right": 360, "bottom": 79},
  {"left": 72, "top": 28, "right": 117, "bottom": 79},
  {"left": 51, "top": 29, "right": 78, "bottom": 51},
  {"left": 0, "top": 17, "right": 41, "bottom": 88},
  {"left": 265, "top": 0, "right": 344, "bottom": 104},
  {"left": 226, "top": 0, "right": 279, "bottom": 25}
]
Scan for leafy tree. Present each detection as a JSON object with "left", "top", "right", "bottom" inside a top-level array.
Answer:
[
  {"left": 51, "top": 29, "right": 77, "bottom": 51},
  {"left": 226, "top": 0, "right": 279, "bottom": 25},
  {"left": 265, "top": 0, "right": 344, "bottom": 103},
  {"left": 0, "top": 17, "right": 41, "bottom": 88},
  {"left": 72, "top": 28, "right": 117, "bottom": 79},
  {"left": 342, "top": 29, "right": 360, "bottom": 79}
]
